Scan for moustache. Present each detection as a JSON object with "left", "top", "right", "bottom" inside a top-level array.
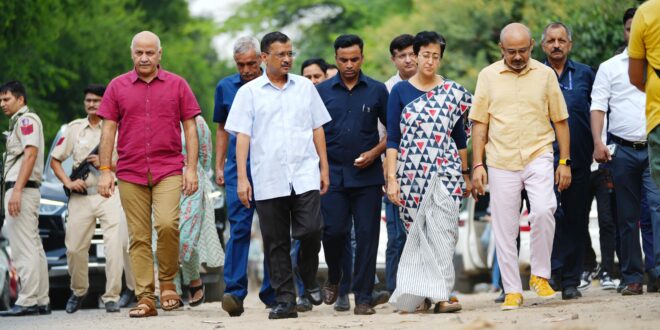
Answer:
[{"left": 552, "top": 48, "right": 563, "bottom": 53}]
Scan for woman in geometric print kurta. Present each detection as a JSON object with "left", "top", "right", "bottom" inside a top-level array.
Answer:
[{"left": 385, "top": 31, "right": 472, "bottom": 313}]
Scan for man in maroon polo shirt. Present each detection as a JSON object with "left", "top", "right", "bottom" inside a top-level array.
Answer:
[{"left": 96, "top": 31, "right": 200, "bottom": 318}]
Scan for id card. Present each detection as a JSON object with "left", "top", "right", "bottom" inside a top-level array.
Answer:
[{"left": 607, "top": 144, "right": 617, "bottom": 157}]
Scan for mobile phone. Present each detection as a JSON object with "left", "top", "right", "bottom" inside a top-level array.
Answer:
[{"left": 607, "top": 144, "right": 617, "bottom": 157}]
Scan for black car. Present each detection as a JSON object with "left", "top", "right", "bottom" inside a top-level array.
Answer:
[{"left": 39, "top": 125, "right": 226, "bottom": 308}]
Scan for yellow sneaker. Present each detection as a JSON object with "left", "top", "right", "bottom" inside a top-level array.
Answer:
[
  {"left": 501, "top": 293, "right": 523, "bottom": 310},
  {"left": 529, "top": 275, "right": 557, "bottom": 298}
]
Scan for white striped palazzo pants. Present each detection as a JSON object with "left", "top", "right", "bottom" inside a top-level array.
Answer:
[{"left": 389, "top": 174, "right": 459, "bottom": 312}]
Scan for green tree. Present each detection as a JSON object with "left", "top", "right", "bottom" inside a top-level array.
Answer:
[{"left": 0, "top": 0, "right": 226, "bottom": 150}]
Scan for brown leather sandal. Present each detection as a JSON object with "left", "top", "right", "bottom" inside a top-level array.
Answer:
[
  {"left": 129, "top": 297, "right": 158, "bottom": 318},
  {"left": 434, "top": 301, "right": 462, "bottom": 313},
  {"left": 160, "top": 282, "right": 183, "bottom": 311}
]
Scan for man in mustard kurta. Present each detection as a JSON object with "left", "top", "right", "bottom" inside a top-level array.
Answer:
[{"left": 470, "top": 23, "right": 572, "bottom": 311}]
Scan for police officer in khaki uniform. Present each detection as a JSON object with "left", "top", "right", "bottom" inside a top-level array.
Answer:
[
  {"left": 0, "top": 81, "right": 50, "bottom": 317},
  {"left": 50, "top": 84, "right": 124, "bottom": 313}
]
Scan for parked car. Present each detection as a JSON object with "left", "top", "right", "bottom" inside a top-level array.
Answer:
[
  {"left": 38, "top": 125, "right": 226, "bottom": 309},
  {"left": 0, "top": 234, "right": 19, "bottom": 310}
]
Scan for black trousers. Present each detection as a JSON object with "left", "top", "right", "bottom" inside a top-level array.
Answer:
[
  {"left": 321, "top": 185, "right": 381, "bottom": 305},
  {"left": 256, "top": 190, "right": 323, "bottom": 304},
  {"left": 551, "top": 167, "right": 591, "bottom": 288},
  {"left": 583, "top": 168, "right": 619, "bottom": 275}
]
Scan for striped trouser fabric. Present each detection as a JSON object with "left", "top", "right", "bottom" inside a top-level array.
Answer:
[{"left": 389, "top": 174, "right": 459, "bottom": 312}]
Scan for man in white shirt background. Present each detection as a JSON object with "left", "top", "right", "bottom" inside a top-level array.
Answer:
[{"left": 590, "top": 7, "right": 660, "bottom": 296}]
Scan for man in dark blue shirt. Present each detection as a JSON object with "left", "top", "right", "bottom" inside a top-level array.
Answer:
[
  {"left": 316, "top": 34, "right": 389, "bottom": 315},
  {"left": 541, "top": 22, "right": 595, "bottom": 300},
  {"left": 213, "top": 36, "right": 275, "bottom": 316}
]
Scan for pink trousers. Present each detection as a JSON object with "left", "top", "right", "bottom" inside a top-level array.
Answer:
[{"left": 489, "top": 153, "right": 556, "bottom": 294}]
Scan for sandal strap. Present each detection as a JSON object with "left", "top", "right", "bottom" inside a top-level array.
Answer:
[
  {"left": 160, "top": 282, "right": 177, "bottom": 292},
  {"left": 130, "top": 297, "right": 156, "bottom": 312},
  {"left": 189, "top": 283, "right": 204, "bottom": 294}
]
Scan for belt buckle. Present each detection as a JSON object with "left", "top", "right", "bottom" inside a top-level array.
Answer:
[{"left": 632, "top": 141, "right": 646, "bottom": 150}]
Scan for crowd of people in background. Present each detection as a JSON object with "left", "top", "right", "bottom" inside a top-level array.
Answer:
[{"left": 0, "top": 0, "right": 659, "bottom": 320}]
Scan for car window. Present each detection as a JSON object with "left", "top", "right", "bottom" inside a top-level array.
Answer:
[{"left": 43, "top": 125, "right": 73, "bottom": 182}]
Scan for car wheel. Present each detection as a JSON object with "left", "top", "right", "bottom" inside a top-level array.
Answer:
[{"left": 0, "top": 274, "right": 10, "bottom": 311}]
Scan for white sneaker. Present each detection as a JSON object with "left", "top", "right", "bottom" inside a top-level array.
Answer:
[
  {"left": 578, "top": 271, "right": 594, "bottom": 291},
  {"left": 600, "top": 273, "right": 616, "bottom": 290}
]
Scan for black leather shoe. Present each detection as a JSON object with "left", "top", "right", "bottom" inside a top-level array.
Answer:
[
  {"left": 562, "top": 286, "right": 582, "bottom": 300},
  {"left": 66, "top": 293, "right": 87, "bottom": 314},
  {"left": 119, "top": 289, "right": 136, "bottom": 308},
  {"left": 354, "top": 303, "right": 376, "bottom": 315},
  {"left": 322, "top": 282, "right": 339, "bottom": 305},
  {"left": 105, "top": 301, "right": 120, "bottom": 313},
  {"left": 334, "top": 295, "right": 350, "bottom": 312},
  {"left": 38, "top": 304, "right": 51, "bottom": 315},
  {"left": 494, "top": 291, "right": 505, "bottom": 303},
  {"left": 622, "top": 283, "right": 643, "bottom": 295},
  {"left": 0, "top": 304, "right": 39, "bottom": 317},
  {"left": 268, "top": 302, "right": 298, "bottom": 319},
  {"left": 222, "top": 293, "right": 244, "bottom": 317},
  {"left": 304, "top": 287, "right": 323, "bottom": 306},
  {"left": 370, "top": 290, "right": 390, "bottom": 307},
  {"left": 296, "top": 297, "right": 313, "bottom": 312}
]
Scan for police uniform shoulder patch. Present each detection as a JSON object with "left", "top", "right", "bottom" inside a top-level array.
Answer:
[{"left": 20, "top": 117, "right": 33, "bottom": 135}]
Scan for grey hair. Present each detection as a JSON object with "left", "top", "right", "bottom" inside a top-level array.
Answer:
[
  {"left": 233, "top": 36, "right": 261, "bottom": 55},
  {"left": 130, "top": 31, "right": 162, "bottom": 50},
  {"left": 541, "top": 22, "right": 572, "bottom": 42},
  {"left": 499, "top": 23, "right": 533, "bottom": 43}
]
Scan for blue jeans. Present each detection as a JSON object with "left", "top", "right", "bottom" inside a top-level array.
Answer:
[
  {"left": 223, "top": 185, "right": 276, "bottom": 305},
  {"left": 610, "top": 144, "right": 660, "bottom": 284},
  {"left": 385, "top": 198, "right": 406, "bottom": 293}
]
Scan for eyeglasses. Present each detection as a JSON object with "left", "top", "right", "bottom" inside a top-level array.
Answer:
[
  {"left": 419, "top": 52, "right": 441, "bottom": 62},
  {"left": 265, "top": 51, "right": 297, "bottom": 59}
]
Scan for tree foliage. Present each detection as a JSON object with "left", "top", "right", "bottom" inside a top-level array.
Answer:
[
  {"left": 0, "top": 0, "right": 226, "bottom": 148},
  {"left": 222, "top": 0, "right": 641, "bottom": 91}
]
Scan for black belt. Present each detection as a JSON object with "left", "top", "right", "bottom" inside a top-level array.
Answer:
[
  {"left": 4, "top": 181, "right": 41, "bottom": 190},
  {"left": 611, "top": 135, "right": 647, "bottom": 151}
]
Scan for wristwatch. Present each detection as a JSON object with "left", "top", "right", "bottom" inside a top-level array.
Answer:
[
  {"left": 559, "top": 158, "right": 572, "bottom": 166},
  {"left": 461, "top": 167, "right": 471, "bottom": 175}
]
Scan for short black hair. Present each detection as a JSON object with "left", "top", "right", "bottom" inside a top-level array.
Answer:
[
  {"left": 84, "top": 84, "right": 106, "bottom": 97},
  {"left": 389, "top": 34, "right": 414, "bottom": 56},
  {"left": 327, "top": 63, "right": 338, "bottom": 70},
  {"left": 301, "top": 58, "right": 328, "bottom": 75},
  {"left": 623, "top": 7, "right": 637, "bottom": 26},
  {"left": 334, "top": 34, "right": 364, "bottom": 53},
  {"left": 0, "top": 80, "right": 28, "bottom": 105},
  {"left": 260, "top": 31, "right": 290, "bottom": 53},
  {"left": 542, "top": 22, "right": 572, "bottom": 42},
  {"left": 412, "top": 31, "right": 446, "bottom": 58}
]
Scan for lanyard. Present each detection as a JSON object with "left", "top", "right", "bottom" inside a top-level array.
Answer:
[{"left": 559, "top": 70, "right": 573, "bottom": 91}]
